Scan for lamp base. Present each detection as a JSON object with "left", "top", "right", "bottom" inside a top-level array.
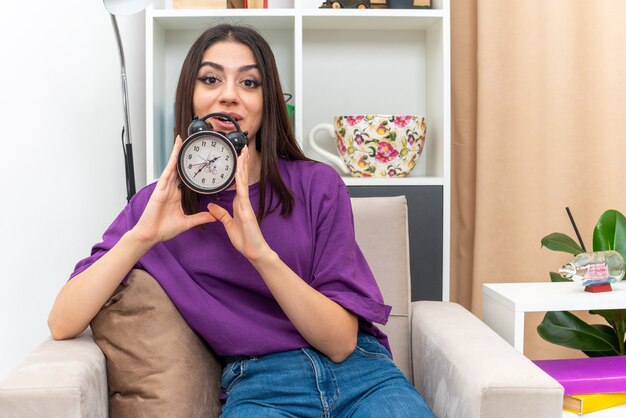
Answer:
[{"left": 584, "top": 283, "right": 612, "bottom": 293}]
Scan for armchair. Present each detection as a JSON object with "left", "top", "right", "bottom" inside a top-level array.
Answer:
[{"left": 0, "top": 196, "right": 564, "bottom": 417}]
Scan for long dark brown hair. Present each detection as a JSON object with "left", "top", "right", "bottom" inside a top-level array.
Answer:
[{"left": 174, "top": 24, "right": 311, "bottom": 220}]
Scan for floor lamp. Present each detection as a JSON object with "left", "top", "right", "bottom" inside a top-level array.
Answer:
[{"left": 102, "top": 0, "right": 152, "bottom": 202}]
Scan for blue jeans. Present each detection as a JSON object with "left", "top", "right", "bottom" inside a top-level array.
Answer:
[{"left": 220, "top": 334, "right": 434, "bottom": 417}]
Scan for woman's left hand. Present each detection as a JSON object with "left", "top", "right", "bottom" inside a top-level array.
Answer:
[{"left": 207, "top": 146, "right": 271, "bottom": 261}]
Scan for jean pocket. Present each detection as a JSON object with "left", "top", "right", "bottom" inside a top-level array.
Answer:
[
  {"left": 354, "top": 335, "right": 392, "bottom": 360},
  {"left": 220, "top": 358, "right": 247, "bottom": 395}
]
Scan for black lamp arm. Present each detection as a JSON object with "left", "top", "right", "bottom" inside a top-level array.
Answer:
[{"left": 110, "top": 13, "right": 136, "bottom": 202}]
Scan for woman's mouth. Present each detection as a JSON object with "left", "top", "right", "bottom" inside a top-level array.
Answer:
[{"left": 210, "top": 115, "right": 241, "bottom": 132}]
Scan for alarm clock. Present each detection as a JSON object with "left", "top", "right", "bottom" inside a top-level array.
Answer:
[{"left": 177, "top": 112, "right": 248, "bottom": 194}]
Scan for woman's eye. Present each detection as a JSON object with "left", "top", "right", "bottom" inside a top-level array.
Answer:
[
  {"left": 242, "top": 78, "right": 261, "bottom": 88},
  {"left": 198, "top": 76, "right": 219, "bottom": 85}
]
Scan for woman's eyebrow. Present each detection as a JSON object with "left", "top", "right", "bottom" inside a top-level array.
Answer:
[{"left": 199, "top": 61, "right": 259, "bottom": 73}]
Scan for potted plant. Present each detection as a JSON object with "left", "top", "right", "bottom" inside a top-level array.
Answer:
[{"left": 538, "top": 209, "right": 626, "bottom": 356}]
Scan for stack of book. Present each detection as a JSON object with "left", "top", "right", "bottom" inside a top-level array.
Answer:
[{"left": 533, "top": 356, "right": 626, "bottom": 415}]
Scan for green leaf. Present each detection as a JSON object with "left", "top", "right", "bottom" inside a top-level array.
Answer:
[
  {"left": 537, "top": 311, "right": 619, "bottom": 353},
  {"left": 582, "top": 324, "right": 621, "bottom": 357},
  {"left": 590, "top": 309, "right": 626, "bottom": 327},
  {"left": 549, "top": 271, "right": 572, "bottom": 282},
  {"left": 590, "top": 309, "right": 626, "bottom": 354},
  {"left": 589, "top": 323, "right": 619, "bottom": 339},
  {"left": 593, "top": 210, "right": 626, "bottom": 260},
  {"left": 541, "top": 233, "right": 584, "bottom": 255}
]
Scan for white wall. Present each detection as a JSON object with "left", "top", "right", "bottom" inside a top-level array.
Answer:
[{"left": 0, "top": 1, "right": 146, "bottom": 380}]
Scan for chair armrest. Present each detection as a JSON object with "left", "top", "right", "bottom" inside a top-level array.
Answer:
[
  {"left": 411, "top": 301, "right": 563, "bottom": 418},
  {"left": 0, "top": 328, "right": 108, "bottom": 418}
]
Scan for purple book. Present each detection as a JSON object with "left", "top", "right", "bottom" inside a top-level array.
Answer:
[{"left": 533, "top": 356, "right": 626, "bottom": 396}]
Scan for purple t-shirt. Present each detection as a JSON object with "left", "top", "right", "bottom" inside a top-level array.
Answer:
[{"left": 71, "top": 159, "right": 391, "bottom": 356}]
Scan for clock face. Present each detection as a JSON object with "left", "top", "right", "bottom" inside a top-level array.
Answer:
[{"left": 177, "top": 131, "right": 237, "bottom": 194}]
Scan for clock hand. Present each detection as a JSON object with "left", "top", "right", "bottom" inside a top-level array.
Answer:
[
  {"left": 193, "top": 163, "right": 207, "bottom": 178},
  {"left": 208, "top": 155, "right": 221, "bottom": 164}
]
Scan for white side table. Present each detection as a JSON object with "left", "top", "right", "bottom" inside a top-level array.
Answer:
[{"left": 482, "top": 281, "right": 626, "bottom": 353}]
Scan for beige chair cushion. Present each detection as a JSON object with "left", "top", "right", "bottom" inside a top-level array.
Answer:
[
  {"left": 90, "top": 269, "right": 222, "bottom": 418},
  {"left": 351, "top": 196, "right": 412, "bottom": 381}
]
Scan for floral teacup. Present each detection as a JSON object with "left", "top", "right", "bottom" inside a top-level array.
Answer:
[{"left": 308, "top": 115, "right": 426, "bottom": 177}]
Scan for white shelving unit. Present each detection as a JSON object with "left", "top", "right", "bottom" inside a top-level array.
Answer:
[{"left": 145, "top": 0, "right": 450, "bottom": 301}]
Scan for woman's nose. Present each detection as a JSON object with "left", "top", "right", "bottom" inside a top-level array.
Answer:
[{"left": 218, "top": 81, "right": 239, "bottom": 105}]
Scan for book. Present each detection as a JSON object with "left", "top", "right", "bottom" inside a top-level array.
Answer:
[
  {"left": 244, "top": 0, "right": 267, "bottom": 7},
  {"left": 563, "top": 392, "right": 626, "bottom": 415},
  {"left": 229, "top": 0, "right": 267, "bottom": 7},
  {"left": 533, "top": 356, "right": 626, "bottom": 396}
]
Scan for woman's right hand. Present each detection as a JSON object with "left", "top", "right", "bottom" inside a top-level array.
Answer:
[{"left": 132, "top": 135, "right": 215, "bottom": 246}]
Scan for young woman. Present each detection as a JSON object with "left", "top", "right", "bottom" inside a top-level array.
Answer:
[{"left": 48, "top": 24, "right": 434, "bottom": 417}]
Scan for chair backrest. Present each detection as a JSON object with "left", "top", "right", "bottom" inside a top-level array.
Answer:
[{"left": 351, "top": 196, "right": 412, "bottom": 381}]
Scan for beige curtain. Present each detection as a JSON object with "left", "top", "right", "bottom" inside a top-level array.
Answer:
[{"left": 451, "top": 0, "right": 626, "bottom": 359}]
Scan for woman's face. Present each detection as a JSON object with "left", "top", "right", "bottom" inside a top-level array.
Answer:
[{"left": 193, "top": 40, "right": 263, "bottom": 142}]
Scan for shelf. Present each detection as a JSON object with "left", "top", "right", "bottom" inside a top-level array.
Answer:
[
  {"left": 153, "top": 10, "right": 295, "bottom": 30},
  {"left": 342, "top": 176, "right": 444, "bottom": 187},
  {"left": 301, "top": 17, "right": 445, "bottom": 178},
  {"left": 152, "top": 9, "right": 441, "bottom": 31},
  {"left": 302, "top": 10, "right": 442, "bottom": 31},
  {"left": 299, "top": 0, "right": 446, "bottom": 11},
  {"left": 301, "top": 8, "right": 443, "bottom": 17}
]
